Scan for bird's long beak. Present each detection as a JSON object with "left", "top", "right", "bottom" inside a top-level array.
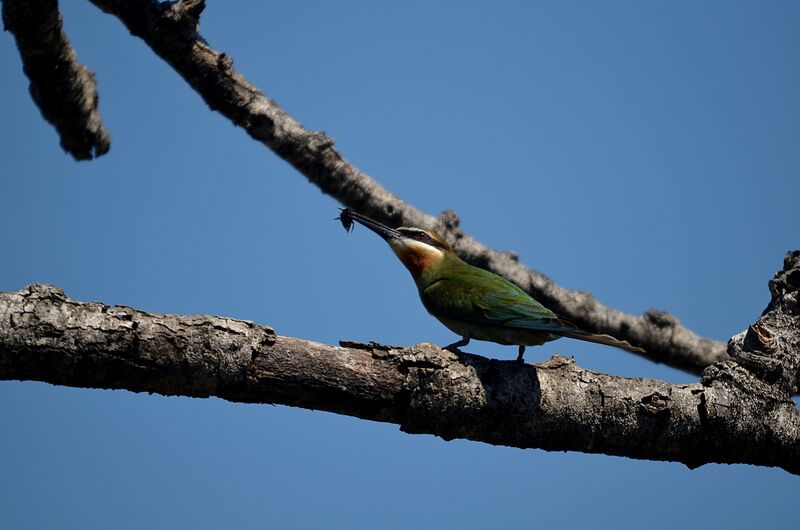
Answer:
[{"left": 340, "top": 209, "right": 401, "bottom": 241}]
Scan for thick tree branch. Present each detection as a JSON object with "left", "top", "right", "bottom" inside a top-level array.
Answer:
[
  {"left": 3, "top": 0, "right": 110, "bottom": 160},
  {"left": 0, "top": 281, "right": 798, "bottom": 474},
  {"left": 79, "top": 0, "right": 726, "bottom": 374}
]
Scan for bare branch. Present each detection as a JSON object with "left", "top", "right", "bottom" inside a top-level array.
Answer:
[
  {"left": 80, "top": 0, "right": 726, "bottom": 373},
  {"left": 0, "top": 283, "right": 797, "bottom": 474},
  {"left": 3, "top": 0, "right": 110, "bottom": 160}
]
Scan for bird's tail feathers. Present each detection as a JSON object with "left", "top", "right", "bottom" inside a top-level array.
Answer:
[{"left": 560, "top": 330, "right": 646, "bottom": 354}]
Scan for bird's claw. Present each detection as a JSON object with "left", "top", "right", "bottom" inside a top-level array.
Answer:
[{"left": 444, "top": 337, "right": 470, "bottom": 354}]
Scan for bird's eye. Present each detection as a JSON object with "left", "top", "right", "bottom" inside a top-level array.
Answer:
[{"left": 417, "top": 232, "right": 428, "bottom": 240}]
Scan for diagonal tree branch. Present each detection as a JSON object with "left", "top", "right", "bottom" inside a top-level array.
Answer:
[
  {"left": 0, "top": 281, "right": 797, "bottom": 474},
  {"left": 3, "top": 0, "right": 110, "bottom": 160},
  {"left": 74, "top": 0, "right": 726, "bottom": 374}
]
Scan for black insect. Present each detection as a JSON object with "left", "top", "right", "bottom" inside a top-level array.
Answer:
[{"left": 337, "top": 207, "right": 354, "bottom": 233}]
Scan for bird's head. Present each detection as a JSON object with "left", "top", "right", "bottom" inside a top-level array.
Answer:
[{"left": 340, "top": 209, "right": 452, "bottom": 279}]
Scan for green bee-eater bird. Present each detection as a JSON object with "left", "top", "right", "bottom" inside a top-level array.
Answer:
[{"left": 339, "top": 208, "right": 643, "bottom": 362}]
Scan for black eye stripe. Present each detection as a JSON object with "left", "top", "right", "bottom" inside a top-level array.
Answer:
[{"left": 398, "top": 228, "right": 447, "bottom": 249}]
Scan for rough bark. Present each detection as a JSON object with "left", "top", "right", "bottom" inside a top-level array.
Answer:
[
  {"left": 725, "top": 251, "right": 800, "bottom": 396},
  {"left": 1, "top": 268, "right": 798, "bottom": 474},
  {"left": 74, "top": 0, "right": 723, "bottom": 374},
  {"left": 2, "top": 0, "right": 110, "bottom": 160}
]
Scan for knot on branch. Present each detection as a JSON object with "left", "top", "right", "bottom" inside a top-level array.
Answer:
[
  {"left": 154, "top": 0, "right": 205, "bottom": 51},
  {"left": 725, "top": 323, "right": 785, "bottom": 385},
  {"left": 308, "top": 131, "right": 335, "bottom": 152},
  {"left": 644, "top": 309, "right": 679, "bottom": 329},
  {"left": 639, "top": 391, "right": 671, "bottom": 415},
  {"left": 744, "top": 321, "right": 777, "bottom": 353},
  {"left": 438, "top": 209, "right": 461, "bottom": 230},
  {"left": 163, "top": 0, "right": 205, "bottom": 26},
  {"left": 436, "top": 210, "right": 466, "bottom": 245},
  {"left": 216, "top": 52, "right": 233, "bottom": 71}
]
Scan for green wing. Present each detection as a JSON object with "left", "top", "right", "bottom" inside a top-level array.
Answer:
[{"left": 421, "top": 263, "right": 575, "bottom": 333}]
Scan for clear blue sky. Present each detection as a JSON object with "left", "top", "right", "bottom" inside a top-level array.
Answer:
[{"left": 2, "top": 1, "right": 798, "bottom": 528}]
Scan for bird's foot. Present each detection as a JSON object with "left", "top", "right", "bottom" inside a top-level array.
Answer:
[
  {"left": 516, "top": 345, "right": 526, "bottom": 365},
  {"left": 444, "top": 336, "right": 470, "bottom": 354}
]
